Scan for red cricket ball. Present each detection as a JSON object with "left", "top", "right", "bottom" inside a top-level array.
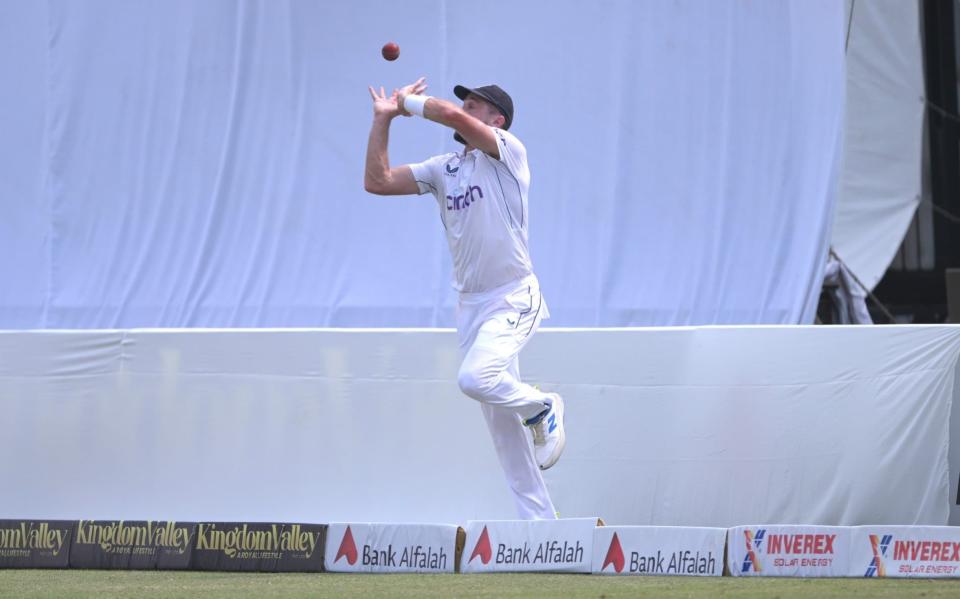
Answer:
[{"left": 382, "top": 42, "right": 400, "bottom": 61}]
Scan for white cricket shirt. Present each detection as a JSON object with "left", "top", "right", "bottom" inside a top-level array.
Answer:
[{"left": 409, "top": 127, "right": 533, "bottom": 293}]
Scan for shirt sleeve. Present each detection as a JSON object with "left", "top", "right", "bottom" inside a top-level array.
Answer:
[
  {"left": 492, "top": 128, "right": 528, "bottom": 178},
  {"left": 407, "top": 155, "right": 447, "bottom": 197}
]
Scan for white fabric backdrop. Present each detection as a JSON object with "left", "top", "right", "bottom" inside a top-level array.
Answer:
[
  {"left": 1, "top": 326, "right": 957, "bottom": 526},
  {"left": 0, "top": 0, "right": 845, "bottom": 328},
  {"left": 834, "top": 0, "right": 924, "bottom": 290}
]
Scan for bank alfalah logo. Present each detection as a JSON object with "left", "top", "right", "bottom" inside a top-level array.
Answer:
[
  {"left": 601, "top": 532, "right": 625, "bottom": 572},
  {"left": 335, "top": 526, "right": 358, "bottom": 565},
  {"left": 469, "top": 526, "right": 492, "bottom": 565}
]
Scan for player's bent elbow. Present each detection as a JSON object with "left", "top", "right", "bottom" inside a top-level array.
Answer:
[{"left": 364, "top": 179, "right": 386, "bottom": 195}]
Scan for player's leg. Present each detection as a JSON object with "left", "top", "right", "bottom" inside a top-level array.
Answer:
[
  {"left": 457, "top": 321, "right": 548, "bottom": 421},
  {"left": 480, "top": 357, "right": 556, "bottom": 520},
  {"left": 457, "top": 282, "right": 549, "bottom": 420},
  {"left": 456, "top": 298, "right": 553, "bottom": 518},
  {"left": 457, "top": 279, "right": 566, "bottom": 470}
]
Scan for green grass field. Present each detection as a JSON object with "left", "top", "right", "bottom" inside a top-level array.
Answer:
[{"left": 2, "top": 571, "right": 960, "bottom": 599}]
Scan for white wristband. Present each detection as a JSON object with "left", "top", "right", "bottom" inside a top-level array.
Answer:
[{"left": 403, "top": 94, "right": 430, "bottom": 117}]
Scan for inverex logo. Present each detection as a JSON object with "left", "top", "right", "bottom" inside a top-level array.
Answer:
[
  {"left": 860, "top": 530, "right": 960, "bottom": 577},
  {"left": 729, "top": 526, "right": 852, "bottom": 577},
  {"left": 766, "top": 533, "right": 836, "bottom": 555},
  {"left": 865, "top": 534, "right": 892, "bottom": 577},
  {"left": 741, "top": 529, "right": 765, "bottom": 573},
  {"left": 753, "top": 530, "right": 836, "bottom": 569},
  {"left": 891, "top": 539, "right": 960, "bottom": 562}
]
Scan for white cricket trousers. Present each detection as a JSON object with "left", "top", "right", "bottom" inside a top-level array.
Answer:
[{"left": 456, "top": 273, "right": 557, "bottom": 520}]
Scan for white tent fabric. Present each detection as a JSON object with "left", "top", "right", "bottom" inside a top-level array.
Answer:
[
  {"left": 834, "top": 0, "right": 925, "bottom": 291},
  {"left": 0, "top": 1, "right": 845, "bottom": 328},
  {"left": 822, "top": 255, "right": 872, "bottom": 324}
]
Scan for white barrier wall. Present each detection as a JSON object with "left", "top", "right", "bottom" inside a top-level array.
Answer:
[{"left": 0, "top": 326, "right": 958, "bottom": 525}]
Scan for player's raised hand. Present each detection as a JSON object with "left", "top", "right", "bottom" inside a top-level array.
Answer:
[
  {"left": 396, "top": 77, "right": 428, "bottom": 117},
  {"left": 368, "top": 85, "right": 400, "bottom": 119}
]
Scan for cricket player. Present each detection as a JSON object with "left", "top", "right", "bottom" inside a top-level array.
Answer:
[{"left": 363, "top": 77, "right": 565, "bottom": 520}]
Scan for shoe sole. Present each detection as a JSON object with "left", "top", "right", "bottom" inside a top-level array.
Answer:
[{"left": 539, "top": 393, "right": 566, "bottom": 470}]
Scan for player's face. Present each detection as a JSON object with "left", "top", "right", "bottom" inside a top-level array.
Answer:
[{"left": 463, "top": 94, "right": 505, "bottom": 128}]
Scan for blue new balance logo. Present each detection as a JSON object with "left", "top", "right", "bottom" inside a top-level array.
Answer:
[{"left": 547, "top": 413, "right": 557, "bottom": 433}]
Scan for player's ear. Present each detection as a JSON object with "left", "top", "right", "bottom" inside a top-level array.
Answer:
[{"left": 492, "top": 113, "right": 506, "bottom": 129}]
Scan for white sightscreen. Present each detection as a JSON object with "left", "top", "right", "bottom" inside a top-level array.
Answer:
[{"left": 0, "top": 1, "right": 845, "bottom": 327}]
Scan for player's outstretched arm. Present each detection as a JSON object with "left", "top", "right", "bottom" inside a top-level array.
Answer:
[
  {"left": 397, "top": 80, "right": 500, "bottom": 159},
  {"left": 426, "top": 98, "right": 500, "bottom": 159},
  {"left": 364, "top": 84, "right": 421, "bottom": 196}
]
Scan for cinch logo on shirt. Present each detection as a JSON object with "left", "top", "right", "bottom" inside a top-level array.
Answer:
[{"left": 446, "top": 185, "right": 484, "bottom": 211}]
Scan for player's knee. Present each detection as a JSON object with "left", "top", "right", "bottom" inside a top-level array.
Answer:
[{"left": 458, "top": 367, "right": 494, "bottom": 401}]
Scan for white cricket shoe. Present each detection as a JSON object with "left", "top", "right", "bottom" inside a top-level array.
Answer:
[{"left": 525, "top": 393, "right": 566, "bottom": 470}]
